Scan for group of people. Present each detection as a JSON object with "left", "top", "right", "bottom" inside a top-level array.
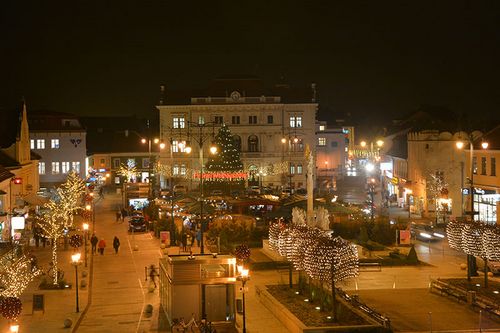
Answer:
[
  {"left": 90, "top": 234, "right": 121, "bottom": 255},
  {"left": 181, "top": 229, "right": 201, "bottom": 252}
]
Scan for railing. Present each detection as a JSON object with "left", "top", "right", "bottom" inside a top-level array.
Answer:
[
  {"left": 358, "top": 262, "right": 382, "bottom": 272},
  {"left": 336, "top": 287, "right": 391, "bottom": 328}
]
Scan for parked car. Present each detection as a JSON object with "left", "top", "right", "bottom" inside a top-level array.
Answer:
[
  {"left": 249, "top": 186, "right": 261, "bottom": 194},
  {"left": 128, "top": 216, "right": 147, "bottom": 232}
]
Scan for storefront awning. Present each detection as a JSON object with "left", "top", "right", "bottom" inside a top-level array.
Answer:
[{"left": 23, "top": 193, "right": 49, "bottom": 206}]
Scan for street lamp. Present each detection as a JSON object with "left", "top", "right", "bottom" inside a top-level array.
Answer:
[
  {"left": 456, "top": 135, "right": 489, "bottom": 283},
  {"left": 9, "top": 322, "right": 19, "bottom": 333},
  {"left": 237, "top": 265, "right": 250, "bottom": 333},
  {"left": 82, "top": 223, "right": 89, "bottom": 267},
  {"left": 141, "top": 137, "right": 165, "bottom": 198},
  {"left": 71, "top": 253, "right": 82, "bottom": 313}
]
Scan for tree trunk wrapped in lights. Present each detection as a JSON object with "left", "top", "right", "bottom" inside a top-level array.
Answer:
[
  {"left": 278, "top": 227, "right": 293, "bottom": 259},
  {"left": 268, "top": 222, "right": 281, "bottom": 252}
]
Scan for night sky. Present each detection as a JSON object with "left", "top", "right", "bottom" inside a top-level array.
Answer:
[{"left": 1, "top": 1, "right": 499, "bottom": 125}]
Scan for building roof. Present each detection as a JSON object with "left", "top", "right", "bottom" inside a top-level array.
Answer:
[
  {"left": 159, "top": 78, "right": 317, "bottom": 105},
  {"left": 0, "top": 151, "right": 20, "bottom": 168},
  {"left": 28, "top": 110, "right": 84, "bottom": 131},
  {"left": 483, "top": 125, "right": 500, "bottom": 150},
  {"left": 0, "top": 165, "right": 15, "bottom": 182}
]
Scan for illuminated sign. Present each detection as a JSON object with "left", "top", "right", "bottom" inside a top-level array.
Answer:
[
  {"left": 11, "top": 216, "right": 25, "bottom": 230},
  {"left": 12, "top": 178, "right": 22, "bottom": 184}
]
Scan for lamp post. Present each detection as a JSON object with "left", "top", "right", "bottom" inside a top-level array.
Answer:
[
  {"left": 456, "top": 136, "right": 489, "bottom": 283},
  {"left": 182, "top": 121, "right": 217, "bottom": 254},
  {"left": 82, "top": 223, "right": 89, "bottom": 268},
  {"left": 71, "top": 253, "right": 82, "bottom": 313},
  {"left": 237, "top": 265, "right": 250, "bottom": 333},
  {"left": 9, "top": 322, "right": 19, "bottom": 333},
  {"left": 141, "top": 137, "right": 166, "bottom": 199}
]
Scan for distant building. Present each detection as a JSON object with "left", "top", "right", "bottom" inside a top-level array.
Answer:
[
  {"left": 315, "top": 121, "right": 351, "bottom": 192},
  {"left": 156, "top": 78, "right": 318, "bottom": 192},
  {"left": 28, "top": 110, "right": 86, "bottom": 187}
]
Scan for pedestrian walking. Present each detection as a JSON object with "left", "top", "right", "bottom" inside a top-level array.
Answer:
[
  {"left": 121, "top": 208, "right": 127, "bottom": 222},
  {"left": 90, "top": 234, "right": 98, "bottom": 254},
  {"left": 149, "top": 264, "right": 157, "bottom": 287},
  {"left": 99, "top": 186, "right": 104, "bottom": 199},
  {"left": 98, "top": 238, "right": 106, "bottom": 255},
  {"left": 113, "top": 236, "right": 120, "bottom": 254},
  {"left": 116, "top": 210, "right": 121, "bottom": 222},
  {"left": 34, "top": 232, "right": 40, "bottom": 248},
  {"left": 181, "top": 232, "right": 188, "bottom": 252}
]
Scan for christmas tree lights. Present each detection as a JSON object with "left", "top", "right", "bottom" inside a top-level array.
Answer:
[{"left": 0, "top": 255, "right": 42, "bottom": 298}]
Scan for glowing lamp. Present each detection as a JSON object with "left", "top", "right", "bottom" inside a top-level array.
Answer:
[
  {"left": 71, "top": 253, "right": 81, "bottom": 263},
  {"left": 159, "top": 142, "right": 166, "bottom": 149},
  {"left": 82, "top": 223, "right": 89, "bottom": 231},
  {"left": 141, "top": 138, "right": 147, "bottom": 144},
  {"left": 210, "top": 146, "right": 217, "bottom": 154},
  {"left": 185, "top": 146, "right": 192, "bottom": 154},
  {"left": 281, "top": 137, "right": 287, "bottom": 144},
  {"left": 154, "top": 138, "right": 160, "bottom": 144},
  {"left": 12, "top": 178, "right": 22, "bottom": 185},
  {"left": 85, "top": 204, "right": 91, "bottom": 211},
  {"left": 481, "top": 141, "right": 489, "bottom": 149},
  {"left": 360, "top": 141, "right": 367, "bottom": 147},
  {"left": 10, "top": 323, "right": 19, "bottom": 333},
  {"left": 376, "top": 140, "right": 384, "bottom": 147},
  {"left": 365, "top": 163, "right": 375, "bottom": 172},
  {"left": 456, "top": 141, "right": 464, "bottom": 149},
  {"left": 293, "top": 136, "right": 299, "bottom": 143}
]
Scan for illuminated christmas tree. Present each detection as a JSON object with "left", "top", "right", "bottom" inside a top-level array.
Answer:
[
  {"left": 205, "top": 124, "right": 245, "bottom": 191},
  {"left": 0, "top": 255, "right": 41, "bottom": 298},
  {"left": 117, "top": 159, "right": 139, "bottom": 182}
]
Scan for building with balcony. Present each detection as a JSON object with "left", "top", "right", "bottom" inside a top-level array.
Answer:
[{"left": 156, "top": 78, "right": 318, "bottom": 192}]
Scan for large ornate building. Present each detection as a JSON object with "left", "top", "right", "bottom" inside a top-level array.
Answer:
[{"left": 156, "top": 78, "right": 318, "bottom": 192}]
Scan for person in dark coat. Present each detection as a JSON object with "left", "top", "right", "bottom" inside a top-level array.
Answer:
[
  {"left": 90, "top": 234, "right": 98, "bottom": 254},
  {"left": 113, "top": 236, "right": 120, "bottom": 254},
  {"left": 181, "top": 232, "right": 188, "bottom": 252}
]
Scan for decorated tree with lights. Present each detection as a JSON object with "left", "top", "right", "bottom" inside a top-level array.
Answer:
[
  {"left": 426, "top": 170, "right": 449, "bottom": 224},
  {"left": 205, "top": 124, "right": 245, "bottom": 191},
  {"left": 0, "top": 255, "right": 42, "bottom": 298},
  {"left": 37, "top": 172, "right": 85, "bottom": 285},
  {"left": 117, "top": 159, "right": 139, "bottom": 182}
]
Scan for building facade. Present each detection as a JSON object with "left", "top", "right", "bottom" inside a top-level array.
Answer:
[
  {"left": 156, "top": 80, "right": 317, "bottom": 192},
  {"left": 28, "top": 111, "right": 86, "bottom": 187}
]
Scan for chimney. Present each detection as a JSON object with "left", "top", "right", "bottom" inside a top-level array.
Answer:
[
  {"left": 311, "top": 83, "right": 317, "bottom": 103},
  {"left": 159, "top": 84, "right": 166, "bottom": 105}
]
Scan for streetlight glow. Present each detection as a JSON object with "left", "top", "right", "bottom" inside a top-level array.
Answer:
[
  {"left": 154, "top": 138, "right": 160, "bottom": 144},
  {"left": 376, "top": 139, "right": 384, "bottom": 147},
  {"left": 83, "top": 223, "right": 89, "bottom": 231},
  {"left": 85, "top": 204, "right": 91, "bottom": 211},
  {"left": 72, "top": 253, "right": 81, "bottom": 263},
  {"left": 159, "top": 142, "right": 166, "bottom": 149},
  {"left": 10, "top": 323, "right": 19, "bottom": 333},
  {"left": 210, "top": 145, "right": 217, "bottom": 154},
  {"left": 185, "top": 146, "right": 192, "bottom": 154},
  {"left": 365, "top": 163, "right": 375, "bottom": 172},
  {"left": 360, "top": 141, "right": 367, "bottom": 147},
  {"left": 141, "top": 138, "right": 147, "bottom": 144},
  {"left": 481, "top": 141, "right": 489, "bottom": 149},
  {"left": 281, "top": 137, "right": 287, "bottom": 144},
  {"left": 456, "top": 141, "right": 464, "bottom": 149}
]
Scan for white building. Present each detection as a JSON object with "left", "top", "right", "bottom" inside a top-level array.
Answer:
[
  {"left": 156, "top": 78, "right": 318, "bottom": 192},
  {"left": 28, "top": 111, "right": 86, "bottom": 187}
]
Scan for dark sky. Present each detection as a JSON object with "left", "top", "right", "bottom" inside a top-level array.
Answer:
[{"left": 1, "top": 1, "right": 499, "bottom": 124}]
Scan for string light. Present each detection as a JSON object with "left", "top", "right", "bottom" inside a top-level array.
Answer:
[
  {"left": 447, "top": 220, "right": 500, "bottom": 261},
  {"left": 0, "top": 255, "right": 42, "bottom": 298},
  {"left": 0, "top": 297, "right": 22, "bottom": 320}
]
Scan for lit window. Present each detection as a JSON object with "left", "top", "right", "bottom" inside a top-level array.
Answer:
[
  {"left": 290, "top": 163, "right": 295, "bottom": 174},
  {"left": 61, "top": 162, "right": 70, "bottom": 174},
  {"left": 113, "top": 158, "right": 120, "bottom": 168},
  {"left": 473, "top": 157, "right": 477, "bottom": 174},
  {"left": 173, "top": 116, "right": 185, "bottom": 129},
  {"left": 319, "top": 125, "right": 325, "bottom": 131},
  {"left": 173, "top": 164, "right": 179, "bottom": 175},
  {"left": 30, "top": 140, "right": 35, "bottom": 149},
  {"left": 289, "top": 116, "right": 302, "bottom": 128},
  {"left": 72, "top": 161, "right": 80, "bottom": 174},
  {"left": 143, "top": 158, "right": 150, "bottom": 168},
  {"left": 52, "top": 162, "right": 60, "bottom": 174},
  {"left": 249, "top": 115, "right": 257, "bottom": 124},
  {"left": 198, "top": 116, "right": 205, "bottom": 124},
  {"left": 180, "top": 164, "right": 186, "bottom": 175},
  {"left": 172, "top": 140, "right": 187, "bottom": 153},
  {"left": 51, "top": 139, "right": 60, "bottom": 149},
  {"left": 37, "top": 139, "right": 45, "bottom": 149},
  {"left": 38, "top": 162, "right": 45, "bottom": 175},
  {"left": 297, "top": 164, "right": 303, "bottom": 174},
  {"left": 318, "top": 138, "right": 326, "bottom": 146}
]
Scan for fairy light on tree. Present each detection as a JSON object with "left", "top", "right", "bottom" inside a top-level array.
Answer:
[
  {"left": 0, "top": 297, "right": 22, "bottom": 320},
  {"left": 117, "top": 159, "right": 139, "bottom": 182},
  {"left": 36, "top": 172, "right": 85, "bottom": 285},
  {"left": 0, "top": 255, "right": 42, "bottom": 298}
]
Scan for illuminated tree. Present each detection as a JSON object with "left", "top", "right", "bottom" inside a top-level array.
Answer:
[
  {"left": 426, "top": 170, "right": 449, "bottom": 224},
  {"left": 0, "top": 255, "right": 42, "bottom": 297},
  {"left": 36, "top": 172, "right": 85, "bottom": 285},
  {"left": 117, "top": 159, "right": 139, "bottom": 182}
]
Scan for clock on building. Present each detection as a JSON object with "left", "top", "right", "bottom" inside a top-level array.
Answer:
[{"left": 230, "top": 91, "right": 241, "bottom": 101}]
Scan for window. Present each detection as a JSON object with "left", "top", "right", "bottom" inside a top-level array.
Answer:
[
  {"left": 52, "top": 162, "right": 60, "bottom": 174},
  {"left": 38, "top": 162, "right": 45, "bottom": 175},
  {"left": 36, "top": 139, "right": 45, "bottom": 149},
  {"left": 61, "top": 162, "right": 70, "bottom": 174},
  {"left": 297, "top": 164, "right": 303, "bottom": 174},
  {"left": 481, "top": 157, "right": 487, "bottom": 175},
  {"left": 249, "top": 115, "right": 257, "bottom": 124},
  {"left": 232, "top": 116, "right": 240, "bottom": 124},
  {"left": 198, "top": 116, "right": 205, "bottom": 125},
  {"left": 72, "top": 161, "right": 80, "bottom": 174},
  {"left": 143, "top": 158, "right": 150, "bottom": 168},
  {"left": 113, "top": 158, "right": 120, "bottom": 168},
  {"left": 173, "top": 164, "right": 179, "bottom": 175},
  {"left": 290, "top": 163, "right": 295, "bottom": 174},
  {"left": 51, "top": 139, "right": 60, "bottom": 149},
  {"left": 248, "top": 135, "right": 259, "bottom": 152},
  {"left": 173, "top": 116, "right": 185, "bottom": 129},
  {"left": 289, "top": 116, "right": 302, "bottom": 128},
  {"left": 473, "top": 157, "right": 477, "bottom": 174},
  {"left": 233, "top": 135, "right": 241, "bottom": 150},
  {"left": 180, "top": 164, "right": 186, "bottom": 175},
  {"left": 214, "top": 116, "right": 223, "bottom": 124},
  {"left": 172, "top": 140, "right": 187, "bottom": 153},
  {"left": 318, "top": 138, "right": 326, "bottom": 146},
  {"left": 492, "top": 158, "right": 496, "bottom": 176},
  {"left": 331, "top": 141, "right": 338, "bottom": 148},
  {"left": 292, "top": 138, "right": 304, "bottom": 152},
  {"left": 30, "top": 140, "right": 35, "bottom": 149},
  {"left": 319, "top": 125, "right": 325, "bottom": 131},
  {"left": 267, "top": 115, "right": 273, "bottom": 124}
]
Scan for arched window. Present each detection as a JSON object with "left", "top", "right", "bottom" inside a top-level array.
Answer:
[
  {"left": 248, "top": 135, "right": 259, "bottom": 152},
  {"left": 232, "top": 135, "right": 241, "bottom": 150}
]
